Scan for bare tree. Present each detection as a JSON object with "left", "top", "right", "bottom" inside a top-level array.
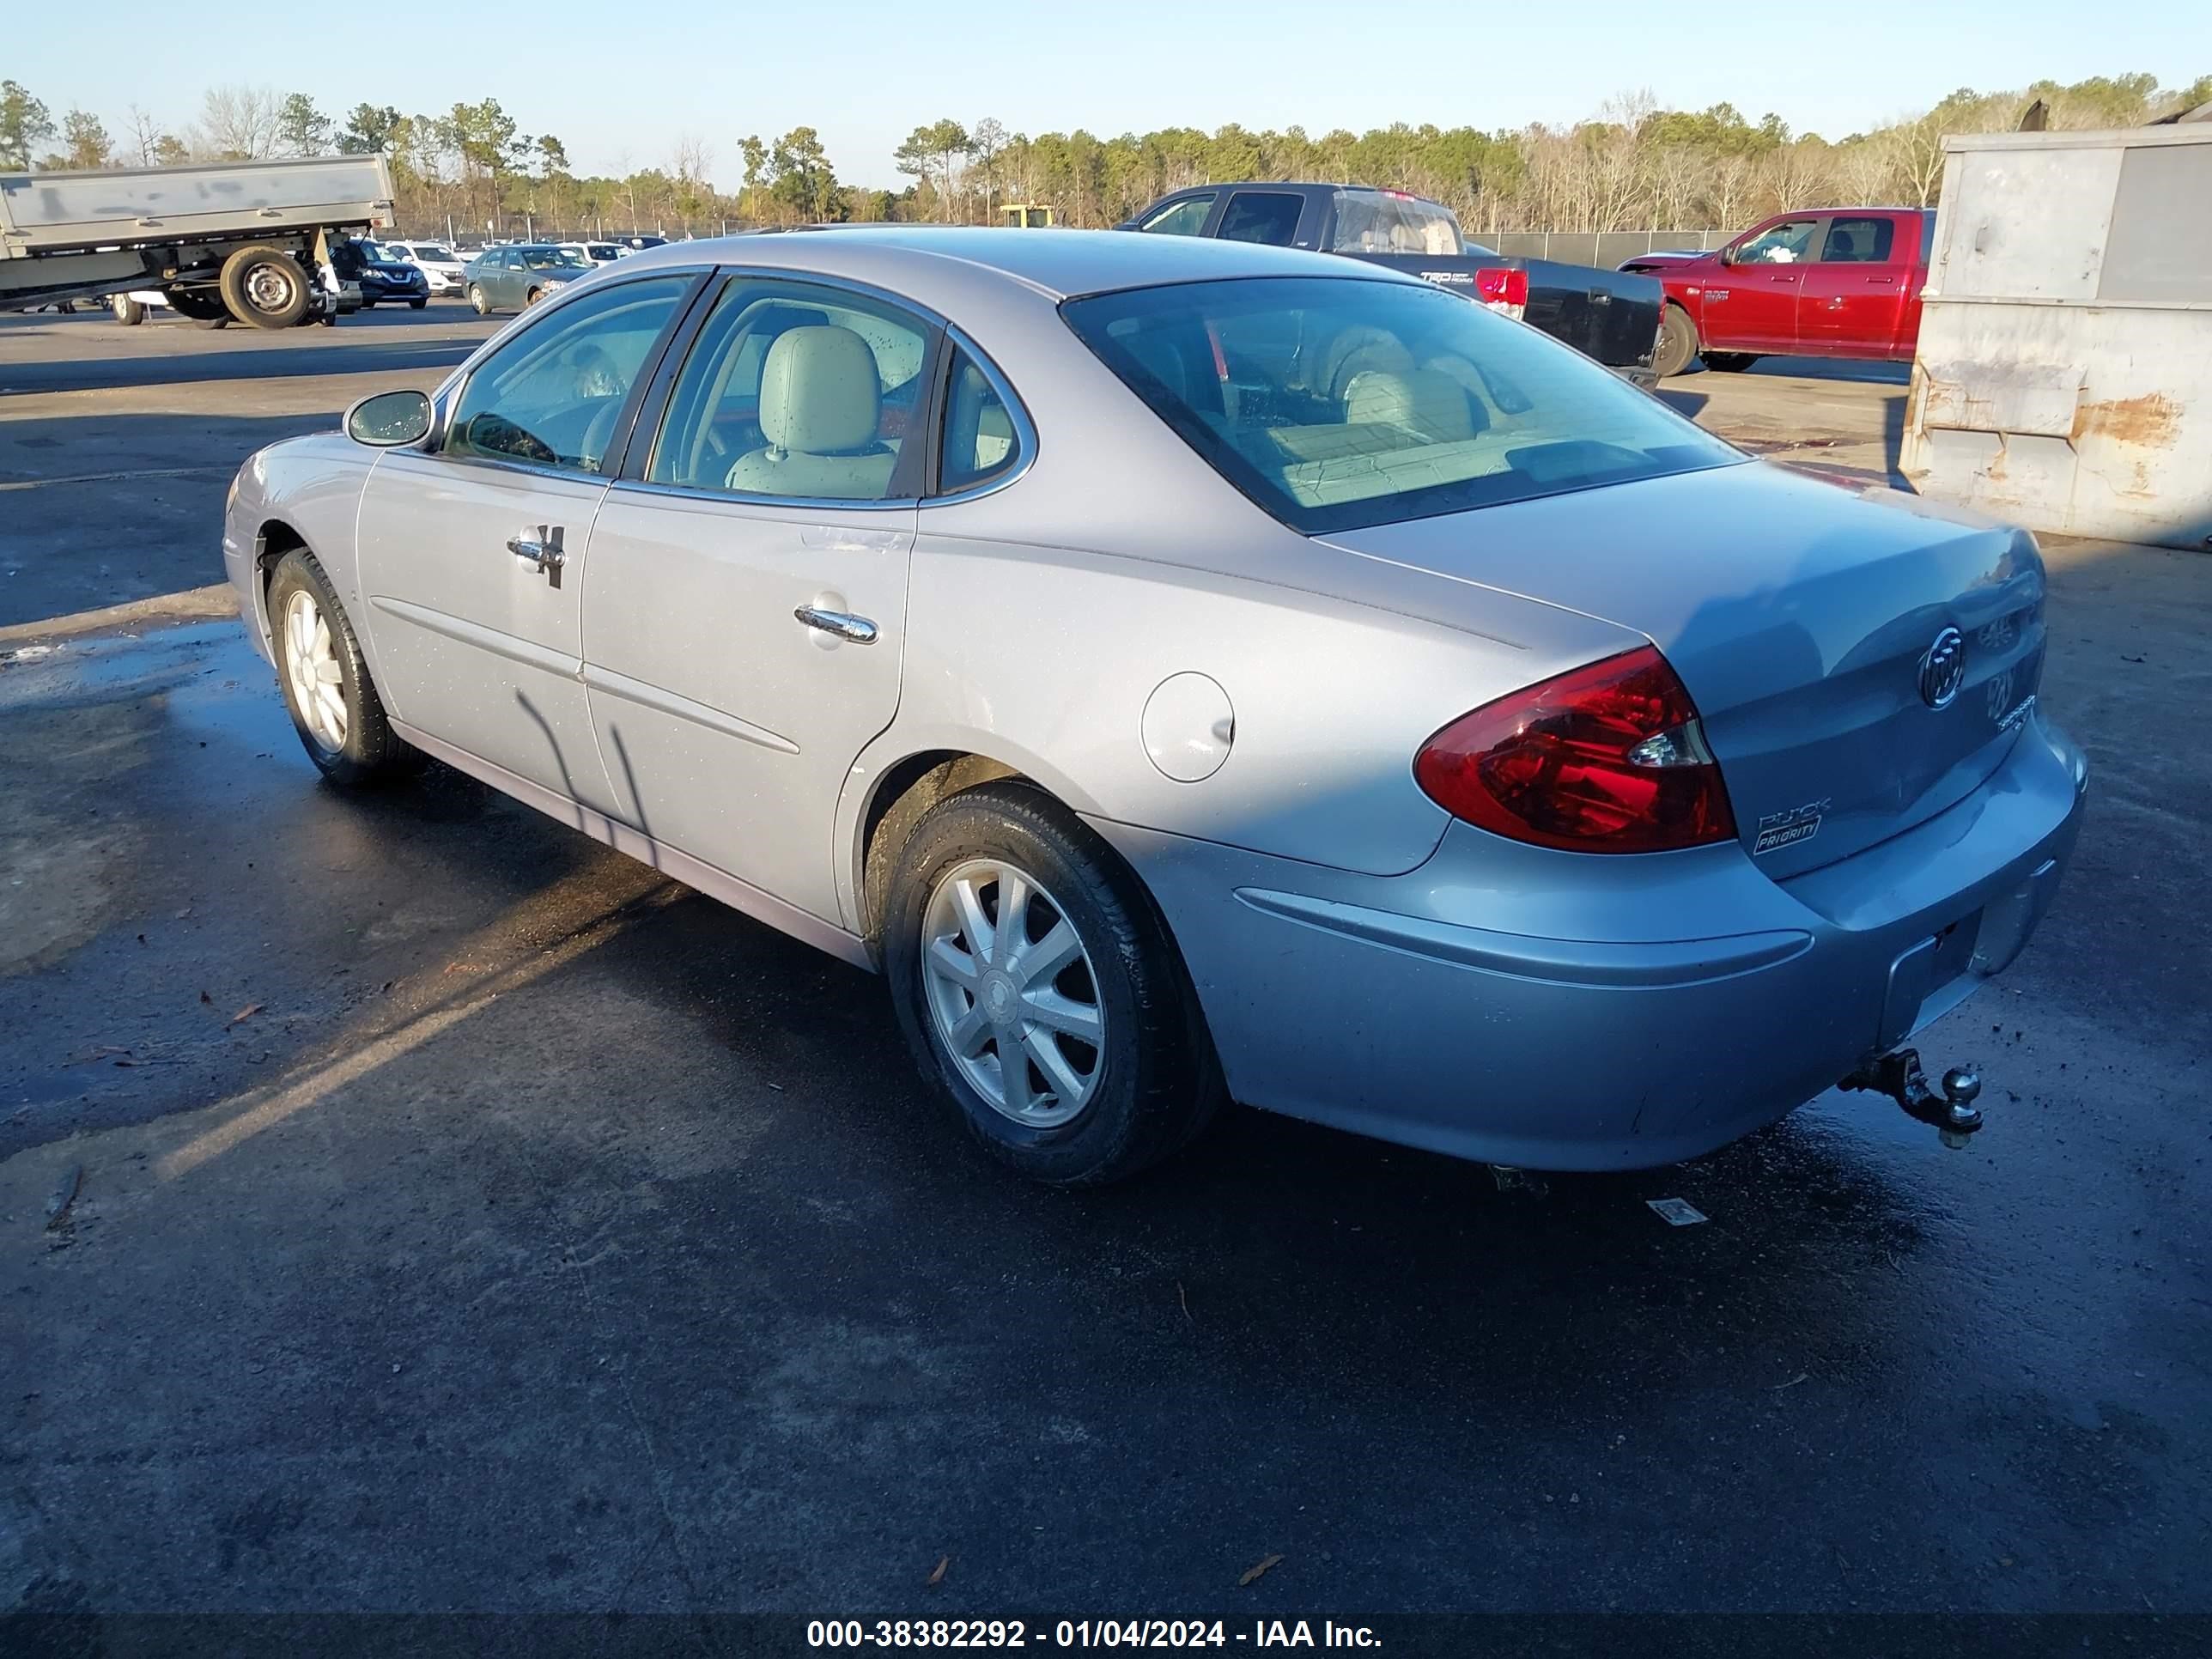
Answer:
[
  {"left": 125, "top": 106, "right": 168, "bottom": 167},
  {"left": 198, "top": 84, "right": 283, "bottom": 161},
  {"left": 970, "top": 117, "right": 1008, "bottom": 222}
]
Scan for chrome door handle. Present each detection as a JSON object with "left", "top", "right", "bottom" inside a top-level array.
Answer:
[
  {"left": 793, "top": 605, "right": 878, "bottom": 645},
  {"left": 507, "top": 525, "right": 566, "bottom": 587}
]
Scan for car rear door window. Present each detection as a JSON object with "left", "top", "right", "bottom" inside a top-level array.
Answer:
[
  {"left": 1138, "top": 194, "right": 1215, "bottom": 236},
  {"left": 1819, "top": 217, "right": 1896, "bottom": 263},
  {"left": 936, "top": 344, "right": 1026, "bottom": 495},
  {"left": 442, "top": 276, "right": 692, "bottom": 474},
  {"left": 1218, "top": 191, "right": 1304, "bottom": 246},
  {"left": 645, "top": 277, "right": 935, "bottom": 503}
]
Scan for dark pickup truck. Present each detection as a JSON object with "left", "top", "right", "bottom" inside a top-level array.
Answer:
[{"left": 1118, "top": 183, "right": 1665, "bottom": 384}]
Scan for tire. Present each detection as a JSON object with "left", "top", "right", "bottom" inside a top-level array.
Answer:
[
  {"left": 524, "top": 286, "right": 544, "bottom": 307},
  {"left": 219, "top": 244, "right": 311, "bottom": 330},
  {"left": 408, "top": 298, "right": 428, "bottom": 311},
  {"left": 1703, "top": 352, "right": 1759, "bottom": 373},
  {"left": 469, "top": 284, "right": 489, "bottom": 316},
  {"left": 884, "top": 781, "right": 1222, "bottom": 1186},
  {"left": 166, "top": 287, "right": 231, "bottom": 328},
  {"left": 109, "top": 294, "right": 145, "bottom": 326},
  {"left": 1651, "top": 303, "right": 1698, "bottom": 379},
  {"left": 359, "top": 298, "right": 377, "bottom": 310},
  {"left": 266, "top": 548, "right": 422, "bottom": 787}
]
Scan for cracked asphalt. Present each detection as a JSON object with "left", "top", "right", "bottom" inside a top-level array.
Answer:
[{"left": 1, "top": 307, "right": 2208, "bottom": 1632}]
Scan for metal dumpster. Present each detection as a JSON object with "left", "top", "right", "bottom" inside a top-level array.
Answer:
[{"left": 1900, "top": 125, "right": 2212, "bottom": 550}]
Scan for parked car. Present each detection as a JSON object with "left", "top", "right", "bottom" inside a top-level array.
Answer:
[
  {"left": 1621, "top": 208, "right": 1936, "bottom": 377},
  {"left": 347, "top": 241, "right": 430, "bottom": 309},
  {"left": 561, "top": 241, "right": 625, "bottom": 267},
  {"left": 377, "top": 240, "right": 469, "bottom": 297},
  {"left": 222, "top": 228, "right": 2084, "bottom": 1186},
  {"left": 611, "top": 234, "right": 668, "bottom": 255},
  {"left": 1121, "top": 183, "right": 1664, "bottom": 386},
  {"left": 460, "top": 243, "right": 592, "bottom": 313}
]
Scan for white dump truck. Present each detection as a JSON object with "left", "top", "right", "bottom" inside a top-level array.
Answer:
[{"left": 1, "top": 155, "right": 398, "bottom": 329}]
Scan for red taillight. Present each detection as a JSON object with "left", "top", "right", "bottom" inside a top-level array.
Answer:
[
  {"left": 1474, "top": 266, "right": 1528, "bottom": 313},
  {"left": 1414, "top": 647, "right": 1736, "bottom": 854}
]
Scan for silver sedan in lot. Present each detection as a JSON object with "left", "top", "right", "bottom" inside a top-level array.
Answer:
[{"left": 222, "top": 228, "right": 2087, "bottom": 1184}]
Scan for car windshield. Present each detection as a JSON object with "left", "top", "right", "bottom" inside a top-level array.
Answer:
[
  {"left": 1062, "top": 276, "right": 1742, "bottom": 535},
  {"left": 587, "top": 245, "right": 619, "bottom": 259},
  {"left": 522, "top": 248, "right": 589, "bottom": 270},
  {"left": 414, "top": 246, "right": 455, "bottom": 261}
]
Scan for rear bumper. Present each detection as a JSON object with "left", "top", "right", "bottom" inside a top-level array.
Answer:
[{"left": 1095, "top": 711, "right": 2086, "bottom": 1170}]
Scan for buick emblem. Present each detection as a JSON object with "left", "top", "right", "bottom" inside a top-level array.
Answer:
[{"left": 1918, "top": 626, "right": 1966, "bottom": 709}]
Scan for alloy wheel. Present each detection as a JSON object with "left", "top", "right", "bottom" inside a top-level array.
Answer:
[
  {"left": 283, "top": 588, "right": 347, "bottom": 752},
  {"left": 921, "top": 858, "right": 1105, "bottom": 1128}
]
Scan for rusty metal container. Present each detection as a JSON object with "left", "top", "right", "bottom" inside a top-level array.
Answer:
[{"left": 1901, "top": 125, "right": 2212, "bottom": 550}]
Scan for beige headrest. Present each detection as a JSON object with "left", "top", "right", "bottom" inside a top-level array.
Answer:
[
  {"left": 1342, "top": 368, "right": 1477, "bottom": 441},
  {"left": 759, "top": 326, "right": 881, "bottom": 455}
]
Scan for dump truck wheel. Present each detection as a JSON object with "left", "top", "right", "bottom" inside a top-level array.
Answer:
[{"left": 219, "top": 245, "right": 311, "bottom": 330}]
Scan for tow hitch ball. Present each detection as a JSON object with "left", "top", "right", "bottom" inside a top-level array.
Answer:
[{"left": 1841, "top": 1049, "right": 1984, "bottom": 1149}]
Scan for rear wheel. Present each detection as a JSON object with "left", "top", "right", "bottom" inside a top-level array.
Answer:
[
  {"left": 1703, "top": 352, "right": 1759, "bottom": 372},
  {"left": 166, "top": 288, "right": 231, "bottom": 329},
  {"left": 219, "top": 244, "right": 310, "bottom": 330},
  {"left": 109, "top": 294, "right": 144, "bottom": 326},
  {"left": 884, "top": 782, "right": 1222, "bottom": 1186},
  {"left": 469, "top": 284, "right": 489, "bottom": 315},
  {"left": 266, "top": 549, "right": 421, "bottom": 787},
  {"left": 1652, "top": 303, "right": 1698, "bottom": 379}
]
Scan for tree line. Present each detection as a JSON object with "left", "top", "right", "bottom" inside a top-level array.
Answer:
[{"left": 3, "top": 72, "right": 2206, "bottom": 241}]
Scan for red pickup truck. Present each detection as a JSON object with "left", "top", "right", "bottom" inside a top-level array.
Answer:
[{"left": 1621, "top": 208, "right": 1935, "bottom": 377}]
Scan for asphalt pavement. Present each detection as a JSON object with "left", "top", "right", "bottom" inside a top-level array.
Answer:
[{"left": 1, "top": 306, "right": 2207, "bottom": 1628}]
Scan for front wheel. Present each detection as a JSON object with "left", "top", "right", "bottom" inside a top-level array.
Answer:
[
  {"left": 1651, "top": 303, "right": 1698, "bottom": 379},
  {"left": 884, "top": 782, "right": 1221, "bottom": 1186},
  {"left": 524, "top": 286, "right": 544, "bottom": 307},
  {"left": 267, "top": 549, "right": 422, "bottom": 787},
  {"left": 109, "top": 294, "right": 145, "bottom": 326},
  {"left": 408, "top": 298, "right": 428, "bottom": 311}
]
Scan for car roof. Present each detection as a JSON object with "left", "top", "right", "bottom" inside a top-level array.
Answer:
[{"left": 605, "top": 226, "right": 1412, "bottom": 302}]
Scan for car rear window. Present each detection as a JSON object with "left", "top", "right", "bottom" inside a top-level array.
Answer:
[
  {"left": 1331, "top": 193, "right": 1461, "bottom": 256},
  {"left": 1061, "top": 276, "right": 1742, "bottom": 536}
]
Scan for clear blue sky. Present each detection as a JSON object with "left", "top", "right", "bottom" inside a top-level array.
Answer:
[{"left": 7, "top": 2, "right": 2205, "bottom": 186}]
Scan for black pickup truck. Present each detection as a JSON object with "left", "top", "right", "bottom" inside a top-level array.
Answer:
[{"left": 1118, "top": 184, "right": 1663, "bottom": 386}]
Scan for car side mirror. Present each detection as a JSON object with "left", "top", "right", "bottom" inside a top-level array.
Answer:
[{"left": 344, "top": 389, "right": 433, "bottom": 448}]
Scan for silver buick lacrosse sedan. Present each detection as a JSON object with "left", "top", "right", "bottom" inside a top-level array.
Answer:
[{"left": 223, "top": 228, "right": 2085, "bottom": 1184}]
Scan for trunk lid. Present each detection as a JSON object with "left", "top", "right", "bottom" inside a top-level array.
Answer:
[{"left": 1318, "top": 462, "right": 2047, "bottom": 878}]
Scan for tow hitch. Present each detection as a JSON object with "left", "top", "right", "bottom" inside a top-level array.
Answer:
[{"left": 1841, "top": 1048, "right": 1984, "bottom": 1148}]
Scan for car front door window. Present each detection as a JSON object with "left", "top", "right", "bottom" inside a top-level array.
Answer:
[
  {"left": 1139, "top": 195, "right": 1216, "bottom": 236},
  {"left": 444, "top": 276, "right": 694, "bottom": 475},
  {"left": 1734, "top": 219, "right": 1822, "bottom": 264}
]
